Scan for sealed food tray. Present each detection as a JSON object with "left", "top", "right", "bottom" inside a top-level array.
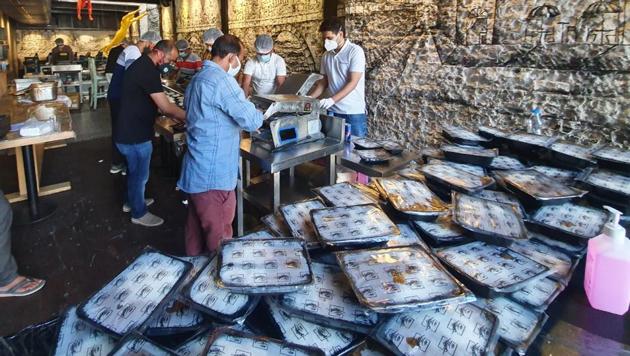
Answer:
[
  {"left": 262, "top": 213, "right": 292, "bottom": 237},
  {"left": 421, "top": 147, "right": 445, "bottom": 161},
  {"left": 421, "top": 163, "right": 495, "bottom": 194},
  {"left": 530, "top": 165, "right": 579, "bottom": 185},
  {"left": 385, "top": 223, "right": 431, "bottom": 251},
  {"left": 374, "top": 178, "right": 449, "bottom": 220},
  {"left": 280, "top": 199, "right": 327, "bottom": 248},
  {"left": 372, "top": 303, "right": 500, "bottom": 356},
  {"left": 265, "top": 297, "right": 362, "bottom": 356},
  {"left": 278, "top": 262, "right": 380, "bottom": 333},
  {"left": 478, "top": 125, "right": 512, "bottom": 140},
  {"left": 77, "top": 248, "right": 192, "bottom": 336},
  {"left": 441, "top": 124, "right": 490, "bottom": 146},
  {"left": 216, "top": 238, "right": 314, "bottom": 294},
  {"left": 473, "top": 190, "right": 526, "bottom": 217},
  {"left": 313, "top": 182, "right": 378, "bottom": 207},
  {"left": 577, "top": 168, "right": 630, "bottom": 203},
  {"left": 428, "top": 158, "right": 487, "bottom": 177},
  {"left": 489, "top": 155, "right": 527, "bottom": 171},
  {"left": 356, "top": 149, "right": 393, "bottom": 164},
  {"left": 413, "top": 214, "right": 469, "bottom": 247},
  {"left": 202, "top": 327, "right": 324, "bottom": 356},
  {"left": 505, "top": 132, "right": 558, "bottom": 152},
  {"left": 396, "top": 165, "right": 424, "bottom": 182},
  {"left": 527, "top": 203, "right": 608, "bottom": 244},
  {"left": 380, "top": 140, "right": 404, "bottom": 154},
  {"left": 184, "top": 254, "right": 259, "bottom": 323},
  {"left": 310, "top": 204, "right": 399, "bottom": 248},
  {"left": 240, "top": 230, "right": 276, "bottom": 239},
  {"left": 108, "top": 332, "right": 177, "bottom": 356},
  {"left": 353, "top": 138, "right": 382, "bottom": 150},
  {"left": 527, "top": 232, "right": 586, "bottom": 258},
  {"left": 548, "top": 141, "right": 596, "bottom": 169},
  {"left": 53, "top": 306, "right": 117, "bottom": 356},
  {"left": 474, "top": 297, "right": 549, "bottom": 356},
  {"left": 591, "top": 146, "right": 630, "bottom": 174},
  {"left": 441, "top": 144, "right": 498, "bottom": 167},
  {"left": 145, "top": 300, "right": 205, "bottom": 336},
  {"left": 175, "top": 328, "right": 213, "bottom": 356},
  {"left": 493, "top": 169, "right": 587, "bottom": 206},
  {"left": 336, "top": 246, "right": 475, "bottom": 313},
  {"left": 435, "top": 241, "right": 551, "bottom": 296},
  {"left": 451, "top": 192, "right": 529, "bottom": 247},
  {"left": 509, "top": 277, "right": 565, "bottom": 313},
  {"left": 508, "top": 239, "right": 577, "bottom": 283}
]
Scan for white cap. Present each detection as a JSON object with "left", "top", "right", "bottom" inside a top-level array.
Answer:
[
  {"left": 203, "top": 28, "right": 223, "bottom": 44},
  {"left": 603, "top": 206, "right": 626, "bottom": 242},
  {"left": 255, "top": 34, "right": 273, "bottom": 53},
  {"left": 140, "top": 31, "right": 162, "bottom": 44}
]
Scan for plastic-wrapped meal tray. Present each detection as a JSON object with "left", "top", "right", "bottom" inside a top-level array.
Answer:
[
  {"left": 505, "top": 132, "right": 558, "bottom": 152},
  {"left": 435, "top": 241, "right": 552, "bottom": 297},
  {"left": 421, "top": 163, "right": 495, "bottom": 194},
  {"left": 441, "top": 144, "right": 498, "bottom": 167},
  {"left": 527, "top": 203, "right": 608, "bottom": 244},
  {"left": 509, "top": 239, "right": 577, "bottom": 283},
  {"left": 374, "top": 178, "right": 449, "bottom": 220},
  {"left": 176, "top": 328, "right": 213, "bottom": 356},
  {"left": 311, "top": 204, "right": 399, "bottom": 248},
  {"left": 278, "top": 262, "right": 380, "bottom": 333},
  {"left": 473, "top": 190, "right": 527, "bottom": 217},
  {"left": 53, "top": 306, "right": 118, "bottom": 356},
  {"left": 530, "top": 165, "right": 579, "bottom": 185},
  {"left": 202, "top": 327, "right": 324, "bottom": 356},
  {"left": 421, "top": 147, "right": 445, "bottom": 161},
  {"left": 493, "top": 169, "right": 587, "bottom": 206},
  {"left": 451, "top": 192, "right": 529, "bottom": 247},
  {"left": 108, "top": 332, "right": 177, "bottom": 356},
  {"left": 441, "top": 124, "right": 490, "bottom": 146},
  {"left": 428, "top": 158, "right": 487, "bottom": 177},
  {"left": 240, "top": 230, "right": 276, "bottom": 239},
  {"left": 336, "top": 246, "right": 475, "bottom": 313},
  {"left": 280, "top": 199, "right": 327, "bottom": 248},
  {"left": 77, "top": 248, "right": 192, "bottom": 336},
  {"left": 184, "top": 254, "right": 259, "bottom": 323},
  {"left": 397, "top": 165, "right": 424, "bottom": 182},
  {"left": 372, "top": 303, "right": 500, "bottom": 356},
  {"left": 356, "top": 149, "right": 393, "bottom": 164},
  {"left": 353, "top": 138, "right": 382, "bottom": 150},
  {"left": 385, "top": 223, "right": 431, "bottom": 251},
  {"left": 489, "top": 155, "right": 527, "bottom": 171},
  {"left": 216, "top": 238, "right": 314, "bottom": 294},
  {"left": 478, "top": 125, "right": 512, "bottom": 140},
  {"left": 509, "top": 277, "right": 565, "bottom": 313},
  {"left": 413, "top": 214, "right": 469, "bottom": 247},
  {"left": 527, "top": 232, "right": 586, "bottom": 258},
  {"left": 591, "top": 146, "right": 630, "bottom": 174},
  {"left": 548, "top": 141, "right": 596, "bottom": 168},
  {"left": 262, "top": 213, "right": 292, "bottom": 237},
  {"left": 474, "top": 297, "right": 549, "bottom": 356},
  {"left": 265, "top": 297, "right": 362, "bottom": 356},
  {"left": 380, "top": 140, "right": 404, "bottom": 154},
  {"left": 577, "top": 168, "right": 630, "bottom": 203},
  {"left": 313, "top": 182, "right": 377, "bottom": 207}
]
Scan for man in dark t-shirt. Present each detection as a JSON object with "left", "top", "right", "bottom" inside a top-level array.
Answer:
[{"left": 115, "top": 40, "right": 186, "bottom": 227}]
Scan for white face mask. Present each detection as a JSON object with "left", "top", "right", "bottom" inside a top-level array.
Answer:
[
  {"left": 324, "top": 35, "right": 339, "bottom": 52},
  {"left": 227, "top": 55, "right": 241, "bottom": 77}
]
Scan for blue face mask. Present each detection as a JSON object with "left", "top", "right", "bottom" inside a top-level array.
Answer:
[{"left": 257, "top": 54, "right": 271, "bottom": 63}]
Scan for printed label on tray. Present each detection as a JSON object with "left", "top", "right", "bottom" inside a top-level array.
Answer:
[
  {"left": 495, "top": 169, "right": 585, "bottom": 200},
  {"left": 376, "top": 179, "right": 449, "bottom": 214},
  {"left": 510, "top": 277, "right": 564, "bottom": 310},
  {"left": 206, "top": 329, "right": 316, "bottom": 356},
  {"left": 429, "top": 159, "right": 486, "bottom": 177},
  {"left": 531, "top": 203, "right": 608, "bottom": 239},
  {"left": 312, "top": 204, "right": 399, "bottom": 246},
  {"left": 110, "top": 334, "right": 173, "bottom": 356},
  {"left": 509, "top": 239, "right": 574, "bottom": 280},
  {"left": 421, "top": 163, "right": 494, "bottom": 191},
  {"left": 453, "top": 193, "right": 527, "bottom": 240},
  {"left": 315, "top": 182, "right": 377, "bottom": 207},
  {"left": 584, "top": 170, "right": 630, "bottom": 196},
  {"left": 280, "top": 199, "right": 327, "bottom": 245},
  {"left": 54, "top": 307, "right": 117, "bottom": 356}
]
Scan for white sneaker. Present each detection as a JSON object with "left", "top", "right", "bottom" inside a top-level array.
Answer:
[
  {"left": 123, "top": 198, "right": 155, "bottom": 213},
  {"left": 131, "top": 212, "right": 164, "bottom": 227}
]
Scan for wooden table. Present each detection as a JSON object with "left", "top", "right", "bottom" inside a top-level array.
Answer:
[{"left": 0, "top": 96, "right": 76, "bottom": 223}]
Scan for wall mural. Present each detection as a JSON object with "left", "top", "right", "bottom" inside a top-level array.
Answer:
[
  {"left": 174, "top": 0, "right": 222, "bottom": 54},
  {"left": 345, "top": 0, "right": 629, "bottom": 149},
  {"left": 15, "top": 30, "right": 113, "bottom": 60}
]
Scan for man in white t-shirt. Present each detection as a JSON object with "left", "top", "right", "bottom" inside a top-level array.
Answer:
[
  {"left": 308, "top": 18, "right": 367, "bottom": 137},
  {"left": 241, "top": 34, "right": 287, "bottom": 96}
]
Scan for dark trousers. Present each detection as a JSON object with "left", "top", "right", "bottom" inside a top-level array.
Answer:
[
  {"left": 108, "top": 98, "right": 125, "bottom": 166},
  {"left": 185, "top": 190, "right": 236, "bottom": 256},
  {"left": 0, "top": 192, "right": 17, "bottom": 287},
  {"left": 115, "top": 141, "right": 152, "bottom": 219}
]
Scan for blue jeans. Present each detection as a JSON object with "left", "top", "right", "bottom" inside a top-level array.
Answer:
[
  {"left": 115, "top": 141, "right": 152, "bottom": 218},
  {"left": 329, "top": 112, "right": 367, "bottom": 138}
]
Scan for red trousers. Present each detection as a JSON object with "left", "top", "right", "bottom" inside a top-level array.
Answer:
[{"left": 185, "top": 190, "right": 236, "bottom": 256}]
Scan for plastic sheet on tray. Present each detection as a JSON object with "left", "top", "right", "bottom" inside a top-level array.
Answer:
[
  {"left": 436, "top": 241, "right": 551, "bottom": 296},
  {"left": 184, "top": 255, "right": 259, "bottom": 323},
  {"left": 421, "top": 147, "right": 445, "bottom": 161},
  {"left": 346, "top": 339, "right": 391, "bottom": 355},
  {"left": 428, "top": 158, "right": 487, "bottom": 177},
  {"left": 265, "top": 297, "right": 361, "bottom": 356},
  {"left": 109, "top": 332, "right": 177, "bottom": 356},
  {"left": 549, "top": 141, "right": 596, "bottom": 167},
  {"left": 381, "top": 140, "right": 404, "bottom": 154},
  {"left": 397, "top": 164, "right": 425, "bottom": 182},
  {"left": 508, "top": 239, "right": 576, "bottom": 283},
  {"left": 385, "top": 223, "right": 431, "bottom": 250},
  {"left": 473, "top": 190, "right": 525, "bottom": 214},
  {"left": 494, "top": 169, "right": 587, "bottom": 204},
  {"left": 530, "top": 165, "right": 579, "bottom": 185},
  {"left": 353, "top": 138, "right": 382, "bottom": 150},
  {"left": 591, "top": 146, "right": 630, "bottom": 173},
  {"left": 441, "top": 124, "right": 490, "bottom": 146},
  {"left": 509, "top": 277, "right": 565, "bottom": 313},
  {"left": 451, "top": 192, "right": 529, "bottom": 246},
  {"left": 278, "top": 262, "right": 380, "bottom": 333},
  {"left": 77, "top": 249, "right": 192, "bottom": 336},
  {"left": 145, "top": 300, "right": 205, "bottom": 336},
  {"left": 311, "top": 204, "right": 399, "bottom": 248},
  {"left": 478, "top": 125, "right": 512, "bottom": 139},
  {"left": 578, "top": 168, "right": 630, "bottom": 202},
  {"left": 528, "top": 203, "right": 608, "bottom": 242},
  {"left": 474, "top": 297, "right": 548, "bottom": 356},
  {"left": 489, "top": 156, "right": 527, "bottom": 171},
  {"left": 441, "top": 144, "right": 498, "bottom": 166},
  {"left": 203, "top": 327, "right": 324, "bottom": 356},
  {"left": 372, "top": 302, "right": 500, "bottom": 356},
  {"left": 356, "top": 149, "right": 393, "bottom": 164},
  {"left": 241, "top": 230, "right": 277, "bottom": 239},
  {"left": 506, "top": 132, "right": 558, "bottom": 148},
  {"left": 216, "top": 238, "right": 314, "bottom": 294},
  {"left": 262, "top": 213, "right": 293, "bottom": 237},
  {"left": 413, "top": 214, "right": 469, "bottom": 247},
  {"left": 313, "top": 182, "right": 378, "bottom": 207},
  {"left": 281, "top": 199, "right": 327, "bottom": 248},
  {"left": 53, "top": 306, "right": 117, "bottom": 356},
  {"left": 526, "top": 232, "right": 587, "bottom": 258},
  {"left": 336, "top": 246, "right": 475, "bottom": 313},
  {"left": 374, "top": 178, "right": 449, "bottom": 219},
  {"left": 421, "top": 163, "right": 495, "bottom": 194},
  {"left": 176, "top": 328, "right": 213, "bottom": 356}
]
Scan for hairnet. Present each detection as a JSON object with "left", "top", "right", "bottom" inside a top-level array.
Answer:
[
  {"left": 203, "top": 28, "right": 223, "bottom": 44},
  {"left": 254, "top": 34, "right": 273, "bottom": 52},
  {"left": 140, "top": 31, "right": 162, "bottom": 44},
  {"left": 175, "top": 39, "right": 189, "bottom": 50}
]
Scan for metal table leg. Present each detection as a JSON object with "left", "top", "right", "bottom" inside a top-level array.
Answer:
[
  {"left": 273, "top": 172, "right": 281, "bottom": 213},
  {"left": 13, "top": 145, "right": 56, "bottom": 225},
  {"left": 244, "top": 160, "right": 251, "bottom": 188},
  {"left": 237, "top": 156, "right": 244, "bottom": 236},
  {"left": 327, "top": 154, "right": 336, "bottom": 185},
  {"left": 289, "top": 166, "right": 295, "bottom": 187}
]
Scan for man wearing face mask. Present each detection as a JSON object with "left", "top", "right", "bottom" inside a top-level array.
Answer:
[
  {"left": 51, "top": 38, "right": 74, "bottom": 64},
  {"left": 308, "top": 18, "right": 367, "bottom": 137},
  {"left": 107, "top": 31, "right": 162, "bottom": 176},
  {"left": 115, "top": 40, "right": 186, "bottom": 227},
  {"left": 241, "top": 34, "right": 287, "bottom": 96},
  {"left": 174, "top": 39, "right": 202, "bottom": 82},
  {"left": 201, "top": 28, "right": 224, "bottom": 61},
  {"left": 178, "top": 35, "right": 264, "bottom": 255}
]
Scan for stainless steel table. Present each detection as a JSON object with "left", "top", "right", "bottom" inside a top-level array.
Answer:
[{"left": 338, "top": 144, "right": 419, "bottom": 177}]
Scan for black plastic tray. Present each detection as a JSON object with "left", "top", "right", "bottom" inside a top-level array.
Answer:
[
  {"left": 526, "top": 203, "right": 608, "bottom": 245},
  {"left": 380, "top": 140, "right": 404, "bottom": 154},
  {"left": 505, "top": 132, "right": 558, "bottom": 154},
  {"left": 585, "top": 192, "right": 630, "bottom": 215},
  {"left": 478, "top": 125, "right": 512, "bottom": 140},
  {"left": 313, "top": 182, "right": 378, "bottom": 207},
  {"left": 421, "top": 163, "right": 496, "bottom": 194},
  {"left": 530, "top": 165, "right": 579, "bottom": 185},
  {"left": 442, "top": 124, "right": 491, "bottom": 146},
  {"left": 547, "top": 141, "right": 596, "bottom": 169},
  {"left": 441, "top": 144, "right": 498, "bottom": 167},
  {"left": 508, "top": 239, "right": 577, "bottom": 283},
  {"left": 473, "top": 189, "right": 527, "bottom": 218},
  {"left": 428, "top": 158, "right": 487, "bottom": 177},
  {"left": 262, "top": 213, "right": 292, "bottom": 237},
  {"left": 385, "top": 223, "right": 432, "bottom": 251},
  {"left": 412, "top": 215, "right": 470, "bottom": 247},
  {"left": 280, "top": 199, "right": 327, "bottom": 248},
  {"left": 509, "top": 277, "right": 565, "bottom": 313},
  {"left": 352, "top": 138, "right": 382, "bottom": 150},
  {"left": 527, "top": 232, "right": 587, "bottom": 258},
  {"left": 202, "top": 327, "right": 325, "bottom": 356},
  {"left": 174, "top": 327, "right": 214, "bottom": 356},
  {"left": 577, "top": 168, "right": 630, "bottom": 204},
  {"left": 493, "top": 169, "right": 587, "bottom": 207},
  {"left": 356, "top": 149, "right": 393, "bottom": 164},
  {"left": 53, "top": 306, "right": 118, "bottom": 356},
  {"left": 108, "top": 331, "right": 178, "bottom": 356},
  {"left": 374, "top": 178, "right": 449, "bottom": 220},
  {"left": 590, "top": 146, "right": 630, "bottom": 175},
  {"left": 489, "top": 155, "right": 527, "bottom": 171}
]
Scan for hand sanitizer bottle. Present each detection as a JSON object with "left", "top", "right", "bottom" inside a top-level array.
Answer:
[{"left": 584, "top": 206, "right": 630, "bottom": 315}]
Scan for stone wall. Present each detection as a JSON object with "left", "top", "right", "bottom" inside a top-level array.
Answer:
[
  {"left": 345, "top": 0, "right": 630, "bottom": 149},
  {"left": 173, "top": 0, "right": 222, "bottom": 53},
  {"left": 15, "top": 30, "right": 114, "bottom": 60}
]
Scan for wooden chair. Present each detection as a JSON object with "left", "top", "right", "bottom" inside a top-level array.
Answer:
[{"left": 88, "top": 58, "right": 108, "bottom": 110}]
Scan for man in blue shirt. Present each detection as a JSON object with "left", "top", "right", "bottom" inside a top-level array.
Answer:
[{"left": 178, "top": 35, "right": 264, "bottom": 255}]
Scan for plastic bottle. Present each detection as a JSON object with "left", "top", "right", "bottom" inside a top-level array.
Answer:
[
  {"left": 527, "top": 107, "right": 543, "bottom": 135},
  {"left": 584, "top": 206, "right": 630, "bottom": 315}
]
